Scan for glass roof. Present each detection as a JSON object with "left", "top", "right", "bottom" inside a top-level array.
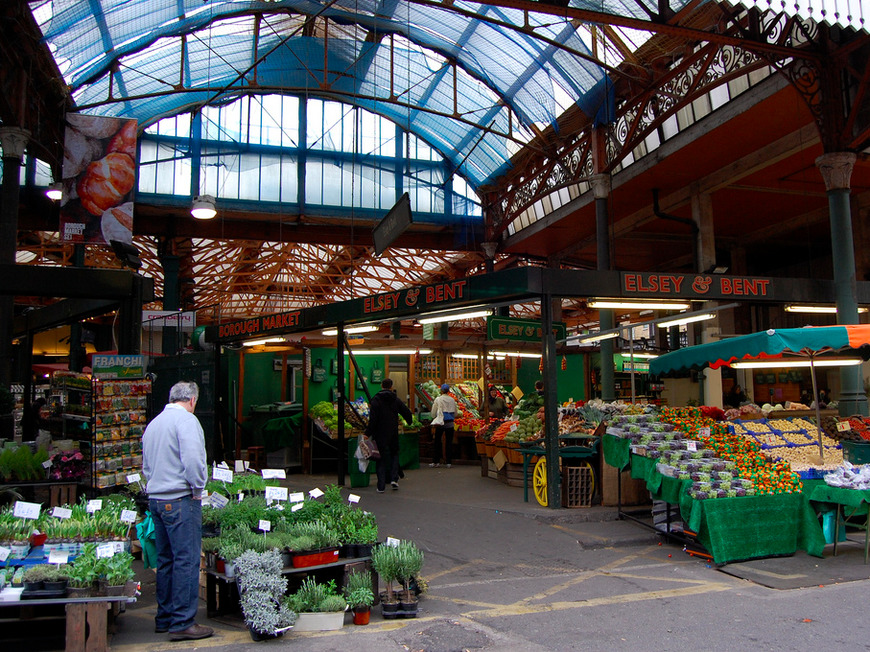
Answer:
[{"left": 28, "top": 0, "right": 699, "bottom": 188}]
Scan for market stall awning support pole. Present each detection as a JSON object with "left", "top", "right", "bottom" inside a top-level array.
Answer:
[
  {"left": 809, "top": 354, "right": 825, "bottom": 463},
  {"left": 592, "top": 173, "right": 616, "bottom": 402},
  {"left": 337, "top": 324, "right": 346, "bottom": 486},
  {"left": 817, "top": 152, "right": 868, "bottom": 417}
]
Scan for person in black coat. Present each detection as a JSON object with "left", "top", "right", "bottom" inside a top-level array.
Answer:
[
  {"left": 21, "top": 397, "right": 46, "bottom": 442},
  {"left": 365, "top": 378, "right": 413, "bottom": 493}
]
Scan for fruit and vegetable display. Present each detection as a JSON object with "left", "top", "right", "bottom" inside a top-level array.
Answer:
[
  {"left": 309, "top": 401, "right": 353, "bottom": 436},
  {"left": 730, "top": 417, "right": 842, "bottom": 472},
  {"left": 825, "top": 415, "right": 870, "bottom": 442},
  {"left": 608, "top": 409, "right": 803, "bottom": 497},
  {"left": 512, "top": 392, "right": 544, "bottom": 420}
]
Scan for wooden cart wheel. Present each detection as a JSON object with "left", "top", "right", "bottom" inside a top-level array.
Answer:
[{"left": 533, "top": 456, "right": 548, "bottom": 506}]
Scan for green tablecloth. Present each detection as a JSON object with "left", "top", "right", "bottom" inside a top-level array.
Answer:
[
  {"left": 602, "top": 434, "right": 630, "bottom": 471},
  {"left": 603, "top": 439, "right": 827, "bottom": 564},
  {"left": 809, "top": 484, "right": 870, "bottom": 513}
]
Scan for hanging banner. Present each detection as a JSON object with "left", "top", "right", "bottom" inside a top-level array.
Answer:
[{"left": 60, "top": 114, "right": 138, "bottom": 247}]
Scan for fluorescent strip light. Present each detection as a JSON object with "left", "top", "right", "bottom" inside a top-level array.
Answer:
[
  {"left": 321, "top": 325, "right": 379, "bottom": 336},
  {"left": 491, "top": 351, "right": 542, "bottom": 359},
  {"left": 243, "top": 337, "right": 285, "bottom": 347},
  {"left": 451, "top": 353, "right": 479, "bottom": 359},
  {"left": 417, "top": 309, "right": 492, "bottom": 324},
  {"left": 588, "top": 299, "right": 692, "bottom": 310},
  {"left": 344, "top": 349, "right": 433, "bottom": 356},
  {"left": 578, "top": 331, "right": 620, "bottom": 344},
  {"left": 784, "top": 305, "right": 868, "bottom": 314},
  {"left": 657, "top": 313, "right": 717, "bottom": 328},
  {"left": 621, "top": 352, "right": 658, "bottom": 359},
  {"left": 731, "top": 359, "right": 863, "bottom": 369}
]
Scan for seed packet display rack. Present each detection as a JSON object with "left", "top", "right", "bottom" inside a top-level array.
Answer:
[{"left": 92, "top": 378, "right": 151, "bottom": 490}]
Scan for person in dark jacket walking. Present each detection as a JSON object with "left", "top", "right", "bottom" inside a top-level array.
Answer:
[{"left": 365, "top": 378, "right": 413, "bottom": 492}]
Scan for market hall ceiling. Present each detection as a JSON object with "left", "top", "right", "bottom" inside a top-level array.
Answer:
[{"left": 5, "top": 0, "right": 870, "bottom": 324}]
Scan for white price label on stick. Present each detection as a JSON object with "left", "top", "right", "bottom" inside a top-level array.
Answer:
[
  {"left": 258, "top": 519, "right": 272, "bottom": 532},
  {"left": 127, "top": 473, "right": 141, "bottom": 484},
  {"left": 52, "top": 506, "right": 72, "bottom": 519},
  {"left": 265, "top": 486, "right": 288, "bottom": 502},
  {"left": 87, "top": 499, "right": 103, "bottom": 513},
  {"left": 48, "top": 549, "right": 69, "bottom": 565},
  {"left": 686, "top": 441, "right": 697, "bottom": 452},
  {"left": 42, "top": 460, "right": 52, "bottom": 469},
  {"left": 291, "top": 502, "right": 304, "bottom": 512},
  {"left": 96, "top": 543, "right": 115, "bottom": 559},
  {"left": 385, "top": 536, "right": 401, "bottom": 547},
  {"left": 289, "top": 492, "right": 305, "bottom": 503},
  {"left": 348, "top": 494, "right": 360, "bottom": 504},
  {"left": 0, "top": 546, "right": 9, "bottom": 562},
  {"left": 13, "top": 501, "right": 41, "bottom": 520},
  {"left": 837, "top": 421, "right": 852, "bottom": 432},
  {"left": 209, "top": 493, "right": 229, "bottom": 509},
  {"left": 120, "top": 509, "right": 138, "bottom": 524},
  {"left": 262, "top": 468, "right": 286, "bottom": 480},
  {"left": 309, "top": 488, "right": 324, "bottom": 499},
  {"left": 234, "top": 460, "right": 246, "bottom": 473},
  {"left": 213, "top": 467, "right": 233, "bottom": 483}
]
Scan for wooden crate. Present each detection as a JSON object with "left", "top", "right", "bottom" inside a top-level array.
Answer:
[
  {"left": 562, "top": 466, "right": 593, "bottom": 508},
  {"left": 601, "top": 462, "right": 650, "bottom": 506}
]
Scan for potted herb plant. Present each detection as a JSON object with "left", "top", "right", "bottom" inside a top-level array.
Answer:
[
  {"left": 66, "top": 549, "right": 98, "bottom": 597},
  {"left": 103, "top": 551, "right": 136, "bottom": 596},
  {"left": 394, "top": 540, "right": 424, "bottom": 617},
  {"left": 22, "top": 564, "right": 55, "bottom": 592},
  {"left": 284, "top": 577, "right": 347, "bottom": 631},
  {"left": 235, "top": 549, "right": 297, "bottom": 641},
  {"left": 371, "top": 543, "right": 400, "bottom": 618},
  {"left": 344, "top": 570, "right": 375, "bottom": 625}
]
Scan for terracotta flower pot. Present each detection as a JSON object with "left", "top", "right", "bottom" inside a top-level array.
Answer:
[{"left": 352, "top": 606, "right": 371, "bottom": 625}]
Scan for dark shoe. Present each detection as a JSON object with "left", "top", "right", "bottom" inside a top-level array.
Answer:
[
  {"left": 391, "top": 481, "right": 399, "bottom": 490},
  {"left": 169, "top": 624, "right": 214, "bottom": 641},
  {"left": 377, "top": 488, "right": 385, "bottom": 493},
  {"left": 155, "top": 627, "right": 168, "bottom": 634}
]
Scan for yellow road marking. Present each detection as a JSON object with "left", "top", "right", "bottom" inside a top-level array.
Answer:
[{"left": 462, "top": 582, "right": 734, "bottom": 618}]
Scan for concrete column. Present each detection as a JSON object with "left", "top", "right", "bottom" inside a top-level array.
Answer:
[
  {"left": 592, "top": 173, "right": 615, "bottom": 402},
  {"left": 0, "top": 127, "right": 30, "bottom": 391},
  {"left": 692, "top": 189, "right": 722, "bottom": 407},
  {"left": 816, "top": 152, "right": 867, "bottom": 416}
]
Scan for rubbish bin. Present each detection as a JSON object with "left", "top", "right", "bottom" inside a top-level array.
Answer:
[{"left": 348, "top": 437, "right": 375, "bottom": 488}]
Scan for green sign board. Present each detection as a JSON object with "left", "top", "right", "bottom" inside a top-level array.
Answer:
[
  {"left": 91, "top": 354, "right": 146, "bottom": 379},
  {"left": 487, "top": 317, "right": 565, "bottom": 342}
]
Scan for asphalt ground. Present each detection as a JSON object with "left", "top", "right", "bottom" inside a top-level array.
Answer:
[{"left": 10, "top": 464, "right": 870, "bottom": 651}]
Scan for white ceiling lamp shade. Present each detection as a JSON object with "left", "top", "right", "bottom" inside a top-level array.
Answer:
[
  {"left": 588, "top": 299, "right": 692, "bottom": 310},
  {"left": 321, "top": 325, "right": 380, "bottom": 336},
  {"left": 45, "top": 182, "right": 63, "bottom": 201},
  {"left": 577, "top": 331, "right": 620, "bottom": 344},
  {"left": 491, "top": 351, "right": 542, "bottom": 359},
  {"left": 344, "top": 348, "right": 433, "bottom": 355},
  {"left": 731, "top": 358, "right": 863, "bottom": 369},
  {"left": 191, "top": 194, "right": 217, "bottom": 220},
  {"left": 784, "top": 305, "right": 868, "bottom": 314},
  {"left": 657, "top": 312, "right": 717, "bottom": 328},
  {"left": 417, "top": 308, "right": 492, "bottom": 324},
  {"left": 242, "top": 337, "right": 285, "bottom": 347}
]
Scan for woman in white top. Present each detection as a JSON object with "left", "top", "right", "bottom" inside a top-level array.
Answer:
[{"left": 430, "top": 384, "right": 457, "bottom": 468}]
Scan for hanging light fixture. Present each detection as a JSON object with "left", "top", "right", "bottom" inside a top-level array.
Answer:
[
  {"left": 191, "top": 195, "right": 217, "bottom": 220},
  {"left": 45, "top": 182, "right": 63, "bottom": 201}
]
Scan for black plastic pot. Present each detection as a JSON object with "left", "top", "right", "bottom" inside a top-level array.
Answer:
[{"left": 248, "top": 627, "right": 283, "bottom": 642}]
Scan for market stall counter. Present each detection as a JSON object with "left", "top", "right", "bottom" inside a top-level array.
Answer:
[
  {"left": 604, "top": 434, "right": 826, "bottom": 565},
  {"left": 808, "top": 484, "right": 870, "bottom": 563}
]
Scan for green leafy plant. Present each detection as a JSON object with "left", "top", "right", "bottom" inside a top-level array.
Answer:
[
  {"left": 235, "top": 549, "right": 297, "bottom": 635},
  {"left": 344, "top": 570, "right": 374, "bottom": 608},
  {"left": 285, "top": 577, "right": 347, "bottom": 613},
  {"left": 67, "top": 544, "right": 99, "bottom": 588},
  {"left": 394, "top": 540, "right": 424, "bottom": 602},
  {"left": 23, "top": 564, "right": 56, "bottom": 583},
  {"left": 371, "top": 544, "right": 400, "bottom": 603}
]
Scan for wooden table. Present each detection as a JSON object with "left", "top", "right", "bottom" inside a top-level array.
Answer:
[{"left": 0, "top": 594, "right": 135, "bottom": 652}]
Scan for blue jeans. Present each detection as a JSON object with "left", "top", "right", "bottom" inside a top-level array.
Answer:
[{"left": 149, "top": 496, "right": 202, "bottom": 632}]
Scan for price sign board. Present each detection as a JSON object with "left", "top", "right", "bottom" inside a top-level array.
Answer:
[
  {"left": 96, "top": 543, "right": 115, "bottom": 558},
  {"left": 262, "top": 469, "right": 286, "bottom": 479},
  {"left": 265, "top": 486, "right": 288, "bottom": 502},
  {"left": 52, "top": 507, "right": 72, "bottom": 519},
  {"left": 258, "top": 519, "right": 272, "bottom": 532},
  {"left": 120, "top": 509, "right": 138, "bottom": 524},
  {"left": 13, "top": 501, "right": 41, "bottom": 520},
  {"left": 289, "top": 492, "right": 305, "bottom": 503},
  {"left": 87, "top": 499, "right": 103, "bottom": 513},
  {"left": 213, "top": 467, "right": 233, "bottom": 483}
]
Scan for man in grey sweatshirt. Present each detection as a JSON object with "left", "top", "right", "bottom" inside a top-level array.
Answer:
[{"left": 142, "top": 381, "right": 212, "bottom": 641}]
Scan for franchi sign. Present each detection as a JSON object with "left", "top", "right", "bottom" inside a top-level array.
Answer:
[{"left": 622, "top": 273, "right": 771, "bottom": 299}]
